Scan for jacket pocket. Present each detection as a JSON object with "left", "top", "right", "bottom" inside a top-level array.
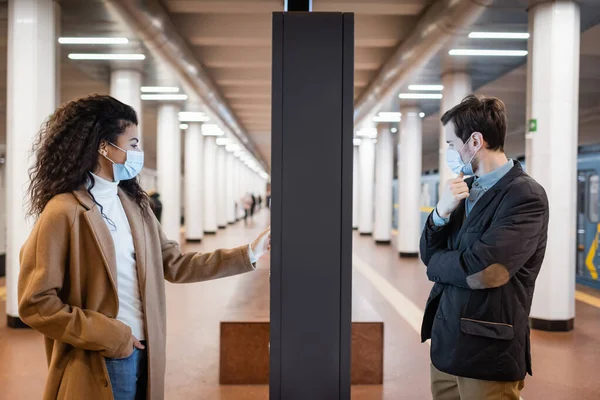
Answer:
[{"left": 460, "top": 318, "right": 514, "bottom": 340}]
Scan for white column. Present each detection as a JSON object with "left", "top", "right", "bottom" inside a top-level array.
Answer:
[
  {"left": 184, "top": 123, "right": 204, "bottom": 242},
  {"left": 110, "top": 70, "right": 143, "bottom": 146},
  {"left": 233, "top": 157, "right": 240, "bottom": 220},
  {"left": 226, "top": 152, "right": 236, "bottom": 224},
  {"left": 358, "top": 137, "right": 376, "bottom": 235},
  {"left": 6, "top": 0, "right": 57, "bottom": 323},
  {"left": 203, "top": 136, "right": 218, "bottom": 234},
  {"left": 238, "top": 160, "right": 245, "bottom": 220},
  {"left": 216, "top": 146, "right": 227, "bottom": 229},
  {"left": 398, "top": 107, "right": 423, "bottom": 257},
  {"left": 528, "top": 1, "right": 579, "bottom": 330},
  {"left": 157, "top": 104, "right": 181, "bottom": 242},
  {"left": 352, "top": 145, "right": 360, "bottom": 229},
  {"left": 439, "top": 72, "right": 472, "bottom": 195},
  {"left": 373, "top": 126, "right": 394, "bottom": 243}
]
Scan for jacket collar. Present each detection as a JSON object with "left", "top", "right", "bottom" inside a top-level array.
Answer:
[
  {"left": 117, "top": 189, "right": 148, "bottom": 298},
  {"left": 455, "top": 161, "right": 524, "bottom": 245},
  {"left": 72, "top": 188, "right": 148, "bottom": 302},
  {"left": 74, "top": 189, "right": 119, "bottom": 297}
]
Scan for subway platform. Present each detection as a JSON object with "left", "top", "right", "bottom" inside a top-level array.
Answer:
[{"left": 1, "top": 208, "right": 598, "bottom": 399}]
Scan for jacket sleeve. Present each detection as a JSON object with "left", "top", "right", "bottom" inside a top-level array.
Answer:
[
  {"left": 159, "top": 225, "right": 256, "bottom": 284},
  {"left": 425, "top": 190, "right": 548, "bottom": 290},
  {"left": 419, "top": 210, "right": 453, "bottom": 266},
  {"left": 18, "top": 205, "right": 133, "bottom": 358}
]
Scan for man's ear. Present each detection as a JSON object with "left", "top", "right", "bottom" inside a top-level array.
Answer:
[{"left": 472, "top": 132, "right": 485, "bottom": 149}]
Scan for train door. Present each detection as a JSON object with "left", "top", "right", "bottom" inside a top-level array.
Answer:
[{"left": 576, "top": 168, "right": 600, "bottom": 290}]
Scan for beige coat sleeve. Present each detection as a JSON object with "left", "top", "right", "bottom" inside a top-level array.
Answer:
[
  {"left": 159, "top": 225, "right": 256, "bottom": 284},
  {"left": 18, "top": 204, "right": 132, "bottom": 358}
]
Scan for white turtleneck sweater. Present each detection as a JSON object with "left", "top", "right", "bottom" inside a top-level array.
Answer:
[{"left": 89, "top": 174, "right": 145, "bottom": 340}]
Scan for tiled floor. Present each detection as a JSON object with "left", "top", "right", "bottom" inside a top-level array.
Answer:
[{"left": 1, "top": 209, "right": 599, "bottom": 399}]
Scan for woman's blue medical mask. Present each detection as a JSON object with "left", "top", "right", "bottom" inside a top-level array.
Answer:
[
  {"left": 103, "top": 142, "right": 144, "bottom": 181},
  {"left": 446, "top": 135, "right": 478, "bottom": 176}
]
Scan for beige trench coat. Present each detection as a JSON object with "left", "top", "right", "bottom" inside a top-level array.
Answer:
[{"left": 18, "top": 189, "right": 255, "bottom": 399}]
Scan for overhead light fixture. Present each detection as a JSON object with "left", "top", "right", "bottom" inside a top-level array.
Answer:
[
  {"left": 356, "top": 127, "right": 377, "bottom": 138},
  {"left": 201, "top": 124, "right": 224, "bottom": 136},
  {"left": 399, "top": 93, "right": 443, "bottom": 99},
  {"left": 408, "top": 85, "right": 443, "bottom": 91},
  {"left": 391, "top": 127, "right": 398, "bottom": 133},
  {"left": 353, "top": 138, "right": 362, "bottom": 146},
  {"left": 141, "top": 86, "right": 180, "bottom": 93},
  {"left": 141, "top": 94, "right": 188, "bottom": 101},
  {"left": 373, "top": 111, "right": 401, "bottom": 123},
  {"left": 216, "top": 138, "right": 230, "bottom": 146},
  {"left": 68, "top": 53, "right": 145, "bottom": 60},
  {"left": 226, "top": 144, "right": 241, "bottom": 152},
  {"left": 419, "top": 112, "right": 425, "bottom": 118},
  {"left": 59, "top": 37, "right": 129, "bottom": 45},
  {"left": 449, "top": 49, "right": 528, "bottom": 57},
  {"left": 179, "top": 123, "right": 189, "bottom": 130},
  {"left": 468, "top": 32, "right": 529, "bottom": 40},
  {"left": 178, "top": 111, "right": 210, "bottom": 122}
]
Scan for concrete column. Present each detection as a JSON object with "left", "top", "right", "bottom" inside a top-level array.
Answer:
[
  {"left": 527, "top": 1, "right": 580, "bottom": 331},
  {"left": 203, "top": 136, "right": 218, "bottom": 234},
  {"left": 233, "top": 157, "right": 240, "bottom": 220},
  {"left": 110, "top": 70, "right": 143, "bottom": 146},
  {"left": 398, "top": 107, "right": 423, "bottom": 257},
  {"left": 373, "top": 126, "right": 394, "bottom": 243},
  {"left": 6, "top": 0, "right": 58, "bottom": 326},
  {"left": 184, "top": 123, "right": 203, "bottom": 242},
  {"left": 440, "top": 72, "right": 472, "bottom": 195},
  {"left": 358, "top": 137, "right": 376, "bottom": 235},
  {"left": 216, "top": 145, "right": 227, "bottom": 229},
  {"left": 157, "top": 104, "right": 181, "bottom": 242},
  {"left": 352, "top": 144, "right": 360, "bottom": 229},
  {"left": 226, "top": 152, "right": 236, "bottom": 224}
]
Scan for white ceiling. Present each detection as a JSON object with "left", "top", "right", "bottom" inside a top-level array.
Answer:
[
  {"left": 0, "top": 0, "right": 598, "bottom": 174},
  {"left": 160, "top": 0, "right": 435, "bottom": 164}
]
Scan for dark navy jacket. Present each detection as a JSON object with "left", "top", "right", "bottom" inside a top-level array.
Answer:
[{"left": 420, "top": 161, "right": 549, "bottom": 381}]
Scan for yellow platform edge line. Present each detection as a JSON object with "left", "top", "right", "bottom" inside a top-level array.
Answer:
[{"left": 575, "top": 290, "right": 600, "bottom": 309}]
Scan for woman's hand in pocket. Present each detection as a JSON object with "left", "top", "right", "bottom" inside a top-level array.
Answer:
[{"left": 113, "top": 335, "right": 145, "bottom": 359}]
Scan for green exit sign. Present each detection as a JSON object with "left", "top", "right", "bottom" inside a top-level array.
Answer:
[{"left": 528, "top": 119, "right": 537, "bottom": 133}]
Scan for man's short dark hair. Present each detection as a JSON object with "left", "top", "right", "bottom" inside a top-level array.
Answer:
[{"left": 440, "top": 94, "right": 507, "bottom": 151}]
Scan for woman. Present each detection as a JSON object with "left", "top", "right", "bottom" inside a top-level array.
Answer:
[{"left": 18, "top": 95, "right": 270, "bottom": 400}]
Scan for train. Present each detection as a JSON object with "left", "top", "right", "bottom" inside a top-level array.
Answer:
[{"left": 393, "top": 144, "right": 600, "bottom": 291}]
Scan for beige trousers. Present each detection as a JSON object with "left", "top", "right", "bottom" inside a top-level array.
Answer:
[{"left": 431, "top": 363, "right": 525, "bottom": 400}]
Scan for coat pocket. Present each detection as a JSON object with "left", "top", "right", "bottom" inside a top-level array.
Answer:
[{"left": 460, "top": 318, "right": 514, "bottom": 340}]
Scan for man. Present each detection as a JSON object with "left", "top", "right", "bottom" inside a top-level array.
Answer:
[{"left": 420, "top": 94, "right": 549, "bottom": 400}]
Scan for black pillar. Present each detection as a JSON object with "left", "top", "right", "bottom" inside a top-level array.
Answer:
[{"left": 270, "top": 12, "right": 354, "bottom": 400}]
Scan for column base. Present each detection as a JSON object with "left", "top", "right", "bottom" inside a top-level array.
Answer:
[
  {"left": 186, "top": 238, "right": 202, "bottom": 243},
  {"left": 218, "top": 225, "right": 227, "bottom": 229},
  {"left": 375, "top": 240, "right": 391, "bottom": 245},
  {"left": 399, "top": 252, "right": 419, "bottom": 258},
  {"left": 359, "top": 232, "right": 372, "bottom": 236},
  {"left": 204, "top": 231, "right": 217, "bottom": 235},
  {"left": 352, "top": 226, "right": 358, "bottom": 230},
  {"left": 0, "top": 253, "right": 5, "bottom": 278},
  {"left": 530, "top": 317, "right": 574, "bottom": 332},
  {"left": 7, "top": 315, "right": 29, "bottom": 329},
  {"left": 228, "top": 222, "right": 235, "bottom": 225}
]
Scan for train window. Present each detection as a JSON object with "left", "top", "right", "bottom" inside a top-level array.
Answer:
[
  {"left": 577, "top": 173, "right": 587, "bottom": 214},
  {"left": 588, "top": 174, "right": 600, "bottom": 223}
]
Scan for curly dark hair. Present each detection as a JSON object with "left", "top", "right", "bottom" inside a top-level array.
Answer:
[{"left": 27, "top": 94, "right": 149, "bottom": 218}]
